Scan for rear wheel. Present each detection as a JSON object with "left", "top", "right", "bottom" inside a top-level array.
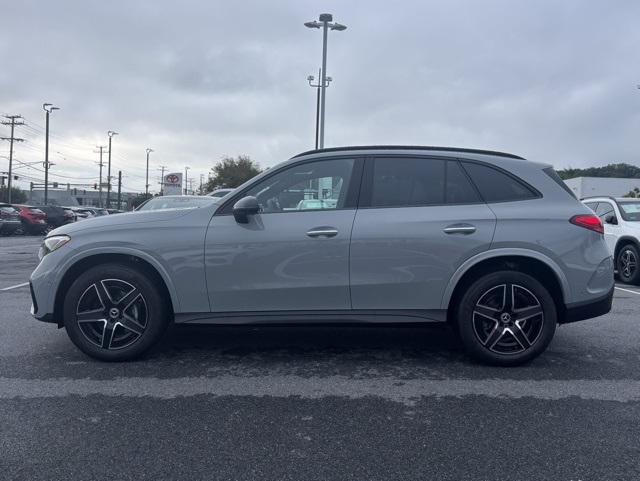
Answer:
[
  {"left": 456, "top": 271, "right": 557, "bottom": 366},
  {"left": 63, "top": 263, "right": 170, "bottom": 361},
  {"left": 616, "top": 244, "right": 640, "bottom": 285}
]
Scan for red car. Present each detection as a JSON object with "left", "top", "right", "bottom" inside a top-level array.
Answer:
[{"left": 13, "top": 205, "right": 48, "bottom": 235}]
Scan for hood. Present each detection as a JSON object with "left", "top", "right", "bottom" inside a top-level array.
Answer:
[{"left": 49, "top": 208, "right": 197, "bottom": 236}]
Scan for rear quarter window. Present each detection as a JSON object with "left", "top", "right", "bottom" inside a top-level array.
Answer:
[
  {"left": 543, "top": 167, "right": 576, "bottom": 198},
  {"left": 461, "top": 161, "right": 538, "bottom": 203}
]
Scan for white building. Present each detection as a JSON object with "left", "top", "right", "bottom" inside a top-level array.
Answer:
[{"left": 563, "top": 177, "right": 640, "bottom": 199}]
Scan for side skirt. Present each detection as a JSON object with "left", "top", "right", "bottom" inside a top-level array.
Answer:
[{"left": 174, "top": 309, "right": 448, "bottom": 325}]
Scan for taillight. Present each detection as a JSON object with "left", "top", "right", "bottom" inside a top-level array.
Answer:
[{"left": 570, "top": 214, "right": 604, "bottom": 234}]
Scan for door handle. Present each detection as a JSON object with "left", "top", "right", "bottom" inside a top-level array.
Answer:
[
  {"left": 306, "top": 227, "right": 338, "bottom": 238},
  {"left": 443, "top": 224, "right": 476, "bottom": 235}
]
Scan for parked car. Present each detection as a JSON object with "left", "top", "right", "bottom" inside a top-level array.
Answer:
[
  {"left": 136, "top": 195, "right": 219, "bottom": 211},
  {"left": 13, "top": 205, "right": 48, "bottom": 235},
  {"left": 582, "top": 196, "right": 640, "bottom": 284},
  {"left": 30, "top": 146, "right": 613, "bottom": 364},
  {"left": 106, "top": 209, "right": 124, "bottom": 214},
  {"left": 207, "top": 188, "right": 234, "bottom": 198},
  {"left": 0, "top": 203, "right": 22, "bottom": 236},
  {"left": 68, "top": 207, "right": 108, "bottom": 219},
  {"left": 31, "top": 205, "right": 75, "bottom": 230}
]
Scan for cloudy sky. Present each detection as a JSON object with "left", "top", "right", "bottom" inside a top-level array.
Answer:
[{"left": 1, "top": 0, "right": 639, "bottom": 193}]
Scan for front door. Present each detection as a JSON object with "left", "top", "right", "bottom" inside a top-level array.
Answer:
[{"left": 205, "top": 157, "right": 361, "bottom": 312}]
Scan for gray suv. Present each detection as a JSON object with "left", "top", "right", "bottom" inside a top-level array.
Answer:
[{"left": 30, "top": 146, "right": 614, "bottom": 365}]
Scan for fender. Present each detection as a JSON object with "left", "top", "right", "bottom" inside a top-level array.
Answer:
[
  {"left": 54, "top": 246, "right": 181, "bottom": 313},
  {"left": 440, "top": 247, "right": 571, "bottom": 310}
]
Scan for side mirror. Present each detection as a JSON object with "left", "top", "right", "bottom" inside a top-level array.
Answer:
[
  {"left": 233, "top": 196, "right": 260, "bottom": 224},
  {"left": 604, "top": 214, "right": 618, "bottom": 225}
]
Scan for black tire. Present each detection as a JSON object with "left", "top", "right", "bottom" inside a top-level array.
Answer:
[
  {"left": 63, "top": 263, "right": 170, "bottom": 361},
  {"left": 456, "top": 271, "right": 557, "bottom": 366},
  {"left": 616, "top": 243, "right": 640, "bottom": 285}
]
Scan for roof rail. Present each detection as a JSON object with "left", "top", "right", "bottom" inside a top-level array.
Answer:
[
  {"left": 292, "top": 145, "right": 525, "bottom": 160},
  {"left": 580, "top": 195, "right": 618, "bottom": 202}
]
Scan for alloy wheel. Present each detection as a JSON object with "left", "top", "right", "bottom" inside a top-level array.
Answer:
[
  {"left": 620, "top": 249, "right": 637, "bottom": 280},
  {"left": 472, "top": 283, "right": 544, "bottom": 355},
  {"left": 75, "top": 278, "right": 148, "bottom": 350}
]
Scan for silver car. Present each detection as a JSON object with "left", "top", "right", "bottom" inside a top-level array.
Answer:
[{"left": 30, "top": 146, "right": 614, "bottom": 365}]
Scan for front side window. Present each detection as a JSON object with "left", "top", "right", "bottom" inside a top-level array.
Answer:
[
  {"left": 618, "top": 201, "right": 640, "bottom": 221},
  {"left": 462, "top": 161, "right": 538, "bottom": 203},
  {"left": 241, "top": 158, "right": 354, "bottom": 213}
]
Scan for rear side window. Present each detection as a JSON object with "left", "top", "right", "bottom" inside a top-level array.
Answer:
[
  {"left": 370, "top": 157, "right": 445, "bottom": 207},
  {"left": 543, "top": 167, "right": 576, "bottom": 198},
  {"left": 595, "top": 202, "right": 614, "bottom": 219},
  {"left": 462, "top": 162, "right": 538, "bottom": 203},
  {"left": 584, "top": 202, "right": 598, "bottom": 212}
]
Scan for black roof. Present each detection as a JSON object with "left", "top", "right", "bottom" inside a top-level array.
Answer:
[{"left": 293, "top": 145, "right": 525, "bottom": 160}]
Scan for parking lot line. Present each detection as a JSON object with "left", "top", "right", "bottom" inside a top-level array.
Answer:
[
  {"left": 0, "top": 282, "right": 29, "bottom": 291},
  {"left": 615, "top": 286, "right": 640, "bottom": 295}
]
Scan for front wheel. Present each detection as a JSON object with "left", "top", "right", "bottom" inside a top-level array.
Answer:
[
  {"left": 616, "top": 244, "right": 640, "bottom": 285},
  {"left": 456, "top": 271, "right": 557, "bottom": 366},
  {"left": 63, "top": 263, "right": 170, "bottom": 361}
]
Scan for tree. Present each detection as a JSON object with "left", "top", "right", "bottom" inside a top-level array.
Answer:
[
  {"left": 557, "top": 163, "right": 640, "bottom": 180},
  {"left": 0, "top": 186, "right": 27, "bottom": 204},
  {"left": 623, "top": 187, "right": 640, "bottom": 198},
  {"left": 204, "top": 155, "right": 261, "bottom": 193}
]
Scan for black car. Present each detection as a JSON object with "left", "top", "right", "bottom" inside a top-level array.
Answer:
[
  {"left": 0, "top": 203, "right": 21, "bottom": 236},
  {"left": 33, "top": 205, "right": 75, "bottom": 229}
]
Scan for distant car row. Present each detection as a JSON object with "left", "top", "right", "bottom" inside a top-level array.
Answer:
[{"left": 0, "top": 203, "right": 121, "bottom": 236}]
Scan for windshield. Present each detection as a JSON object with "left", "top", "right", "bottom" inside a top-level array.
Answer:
[
  {"left": 137, "top": 196, "right": 218, "bottom": 211},
  {"left": 618, "top": 201, "right": 640, "bottom": 221}
]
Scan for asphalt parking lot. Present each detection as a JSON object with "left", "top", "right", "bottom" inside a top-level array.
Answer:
[{"left": 1, "top": 236, "right": 639, "bottom": 480}]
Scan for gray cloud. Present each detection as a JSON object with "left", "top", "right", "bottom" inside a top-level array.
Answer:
[{"left": 1, "top": 0, "right": 639, "bottom": 191}]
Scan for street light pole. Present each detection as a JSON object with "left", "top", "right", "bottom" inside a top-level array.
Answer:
[
  {"left": 42, "top": 103, "right": 59, "bottom": 205},
  {"left": 106, "top": 130, "right": 118, "bottom": 208},
  {"left": 145, "top": 148, "right": 153, "bottom": 195},
  {"left": 184, "top": 166, "right": 190, "bottom": 195},
  {"left": 308, "top": 69, "right": 332, "bottom": 149},
  {"left": 304, "top": 13, "right": 347, "bottom": 149}
]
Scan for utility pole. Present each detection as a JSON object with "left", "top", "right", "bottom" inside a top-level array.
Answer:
[
  {"left": 158, "top": 165, "right": 167, "bottom": 195},
  {"left": 94, "top": 145, "right": 106, "bottom": 207},
  {"left": 184, "top": 166, "right": 190, "bottom": 195},
  {"left": 1, "top": 115, "right": 25, "bottom": 203},
  {"left": 199, "top": 173, "right": 204, "bottom": 194},
  {"left": 145, "top": 148, "right": 153, "bottom": 196},
  {"left": 42, "top": 103, "right": 60, "bottom": 205},
  {"left": 117, "top": 170, "right": 122, "bottom": 210},
  {"left": 304, "top": 13, "right": 347, "bottom": 149},
  {"left": 106, "top": 130, "right": 118, "bottom": 208}
]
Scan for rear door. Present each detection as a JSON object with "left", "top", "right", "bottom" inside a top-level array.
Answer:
[
  {"left": 350, "top": 156, "right": 496, "bottom": 310},
  {"left": 595, "top": 201, "right": 619, "bottom": 252}
]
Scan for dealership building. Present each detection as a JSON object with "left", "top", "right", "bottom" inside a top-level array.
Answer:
[{"left": 563, "top": 177, "right": 640, "bottom": 199}]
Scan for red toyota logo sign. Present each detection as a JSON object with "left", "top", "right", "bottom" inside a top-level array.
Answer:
[{"left": 166, "top": 174, "right": 180, "bottom": 184}]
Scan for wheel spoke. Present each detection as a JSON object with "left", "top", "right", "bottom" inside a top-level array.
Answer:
[
  {"left": 118, "top": 313, "right": 144, "bottom": 336},
  {"left": 76, "top": 309, "right": 106, "bottom": 323},
  {"left": 484, "top": 324, "right": 505, "bottom": 349},
  {"left": 117, "top": 288, "right": 141, "bottom": 311},
  {"left": 100, "top": 322, "right": 116, "bottom": 349},
  {"left": 473, "top": 305, "right": 499, "bottom": 321},
  {"left": 513, "top": 304, "right": 543, "bottom": 322},
  {"left": 503, "top": 284, "right": 514, "bottom": 311},
  {"left": 510, "top": 323, "right": 531, "bottom": 349},
  {"left": 95, "top": 281, "right": 114, "bottom": 308}
]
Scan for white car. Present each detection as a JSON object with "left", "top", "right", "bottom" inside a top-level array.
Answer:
[{"left": 583, "top": 196, "right": 640, "bottom": 284}]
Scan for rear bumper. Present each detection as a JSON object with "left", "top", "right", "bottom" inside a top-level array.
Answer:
[{"left": 562, "top": 286, "right": 614, "bottom": 324}]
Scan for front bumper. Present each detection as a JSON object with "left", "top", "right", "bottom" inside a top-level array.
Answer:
[{"left": 562, "top": 285, "right": 614, "bottom": 324}]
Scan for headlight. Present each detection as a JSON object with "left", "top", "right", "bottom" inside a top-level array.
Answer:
[{"left": 38, "top": 235, "right": 70, "bottom": 261}]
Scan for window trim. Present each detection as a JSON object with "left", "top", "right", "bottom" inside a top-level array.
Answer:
[
  {"left": 215, "top": 155, "right": 365, "bottom": 216},
  {"left": 358, "top": 155, "right": 489, "bottom": 209}
]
